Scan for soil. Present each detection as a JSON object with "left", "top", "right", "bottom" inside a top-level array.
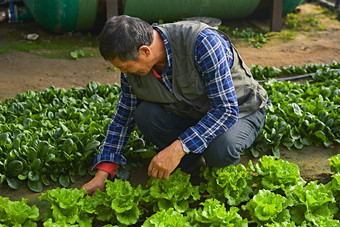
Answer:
[
  {"left": 237, "top": 4, "right": 340, "bottom": 68},
  {"left": 0, "top": 2, "right": 339, "bottom": 206}
]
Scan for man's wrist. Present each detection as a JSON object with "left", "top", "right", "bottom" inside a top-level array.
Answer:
[
  {"left": 180, "top": 141, "right": 191, "bottom": 154},
  {"left": 95, "top": 169, "right": 110, "bottom": 180},
  {"left": 95, "top": 162, "right": 119, "bottom": 179}
]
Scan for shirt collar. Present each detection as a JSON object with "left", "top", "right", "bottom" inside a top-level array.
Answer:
[{"left": 154, "top": 27, "right": 172, "bottom": 73}]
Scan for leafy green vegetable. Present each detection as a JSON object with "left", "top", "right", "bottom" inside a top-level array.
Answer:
[
  {"left": 329, "top": 154, "right": 340, "bottom": 173},
  {"left": 39, "top": 187, "right": 95, "bottom": 226},
  {"left": 42, "top": 218, "right": 79, "bottom": 227},
  {"left": 326, "top": 173, "right": 340, "bottom": 218},
  {"left": 146, "top": 169, "right": 200, "bottom": 213},
  {"left": 248, "top": 155, "right": 305, "bottom": 192},
  {"left": 70, "top": 49, "right": 85, "bottom": 59},
  {"left": 142, "top": 208, "right": 191, "bottom": 227},
  {"left": 242, "top": 189, "right": 291, "bottom": 226},
  {"left": 188, "top": 198, "right": 248, "bottom": 226},
  {"left": 250, "top": 61, "right": 339, "bottom": 81},
  {"left": 284, "top": 181, "right": 338, "bottom": 225},
  {"left": 251, "top": 67, "right": 340, "bottom": 157},
  {"left": 201, "top": 164, "right": 253, "bottom": 206},
  {"left": 92, "top": 179, "right": 145, "bottom": 226},
  {"left": 306, "top": 215, "right": 340, "bottom": 227},
  {"left": 123, "top": 128, "right": 158, "bottom": 168},
  {"left": 0, "top": 196, "right": 39, "bottom": 227},
  {"left": 0, "top": 82, "right": 128, "bottom": 191},
  {"left": 264, "top": 221, "right": 297, "bottom": 227}
]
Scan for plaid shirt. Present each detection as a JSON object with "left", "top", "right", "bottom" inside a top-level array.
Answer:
[{"left": 93, "top": 28, "right": 238, "bottom": 167}]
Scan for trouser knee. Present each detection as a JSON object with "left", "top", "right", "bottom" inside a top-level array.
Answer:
[
  {"left": 203, "top": 135, "right": 241, "bottom": 167},
  {"left": 203, "top": 107, "right": 266, "bottom": 167}
]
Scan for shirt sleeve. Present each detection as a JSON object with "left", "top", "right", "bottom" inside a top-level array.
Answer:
[
  {"left": 94, "top": 162, "right": 119, "bottom": 179},
  {"left": 178, "top": 29, "right": 239, "bottom": 154},
  {"left": 92, "top": 73, "right": 139, "bottom": 168}
]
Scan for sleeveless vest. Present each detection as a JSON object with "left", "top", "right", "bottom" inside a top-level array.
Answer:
[{"left": 127, "top": 21, "right": 268, "bottom": 119}]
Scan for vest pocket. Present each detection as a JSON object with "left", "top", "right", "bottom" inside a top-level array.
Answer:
[{"left": 177, "top": 71, "right": 205, "bottom": 100}]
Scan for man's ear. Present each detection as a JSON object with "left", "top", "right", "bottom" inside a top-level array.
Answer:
[{"left": 139, "top": 45, "right": 151, "bottom": 56}]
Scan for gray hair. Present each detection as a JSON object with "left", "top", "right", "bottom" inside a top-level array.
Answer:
[{"left": 99, "top": 15, "right": 154, "bottom": 61}]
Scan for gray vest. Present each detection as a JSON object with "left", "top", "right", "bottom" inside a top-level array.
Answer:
[{"left": 127, "top": 21, "right": 268, "bottom": 119}]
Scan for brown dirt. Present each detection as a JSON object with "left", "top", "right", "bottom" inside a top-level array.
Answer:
[
  {"left": 237, "top": 3, "right": 340, "bottom": 67},
  {"left": 0, "top": 51, "right": 119, "bottom": 100},
  {"left": 0, "top": 3, "right": 339, "bottom": 201}
]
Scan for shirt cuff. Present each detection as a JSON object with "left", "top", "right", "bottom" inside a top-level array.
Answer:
[
  {"left": 94, "top": 162, "right": 119, "bottom": 179},
  {"left": 179, "top": 140, "right": 191, "bottom": 154}
]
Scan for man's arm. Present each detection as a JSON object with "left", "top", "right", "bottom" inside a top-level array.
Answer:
[
  {"left": 82, "top": 73, "right": 139, "bottom": 195},
  {"left": 178, "top": 29, "right": 238, "bottom": 154}
]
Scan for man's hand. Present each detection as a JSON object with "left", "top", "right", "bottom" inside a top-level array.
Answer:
[
  {"left": 81, "top": 169, "right": 108, "bottom": 197},
  {"left": 148, "top": 140, "right": 186, "bottom": 180}
]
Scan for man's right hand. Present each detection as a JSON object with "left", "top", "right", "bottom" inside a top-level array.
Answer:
[{"left": 81, "top": 169, "right": 108, "bottom": 197}]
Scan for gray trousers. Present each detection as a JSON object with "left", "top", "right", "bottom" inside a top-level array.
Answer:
[{"left": 135, "top": 101, "right": 266, "bottom": 173}]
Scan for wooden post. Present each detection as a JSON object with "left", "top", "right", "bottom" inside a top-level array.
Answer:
[
  {"left": 271, "top": 0, "right": 283, "bottom": 32},
  {"left": 106, "top": 0, "right": 119, "bottom": 20}
]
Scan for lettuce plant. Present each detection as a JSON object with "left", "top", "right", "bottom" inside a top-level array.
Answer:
[
  {"left": 0, "top": 196, "right": 39, "bottom": 227},
  {"left": 284, "top": 181, "right": 338, "bottom": 225},
  {"left": 145, "top": 169, "right": 200, "bottom": 213},
  {"left": 326, "top": 173, "right": 340, "bottom": 209},
  {"left": 201, "top": 164, "right": 253, "bottom": 206},
  {"left": 307, "top": 215, "right": 340, "bottom": 226},
  {"left": 39, "top": 187, "right": 95, "bottom": 227},
  {"left": 188, "top": 198, "right": 248, "bottom": 226},
  {"left": 265, "top": 217, "right": 340, "bottom": 227},
  {"left": 142, "top": 208, "right": 191, "bottom": 227},
  {"left": 42, "top": 218, "right": 79, "bottom": 227},
  {"left": 329, "top": 154, "right": 340, "bottom": 173},
  {"left": 92, "top": 179, "right": 146, "bottom": 226},
  {"left": 242, "top": 189, "right": 291, "bottom": 226},
  {"left": 248, "top": 155, "right": 305, "bottom": 192},
  {"left": 264, "top": 221, "right": 297, "bottom": 227}
]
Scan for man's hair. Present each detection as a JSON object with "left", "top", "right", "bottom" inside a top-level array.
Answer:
[{"left": 99, "top": 15, "right": 154, "bottom": 61}]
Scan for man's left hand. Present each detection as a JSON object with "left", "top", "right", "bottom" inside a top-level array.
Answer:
[{"left": 148, "top": 140, "right": 186, "bottom": 180}]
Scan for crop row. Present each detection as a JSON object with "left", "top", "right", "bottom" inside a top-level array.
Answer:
[
  {"left": 1, "top": 154, "right": 340, "bottom": 226},
  {"left": 0, "top": 63, "right": 339, "bottom": 192},
  {"left": 250, "top": 66, "right": 340, "bottom": 157},
  {"left": 250, "top": 61, "right": 340, "bottom": 81}
]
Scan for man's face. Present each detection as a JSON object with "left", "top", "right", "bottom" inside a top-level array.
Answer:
[{"left": 109, "top": 55, "right": 152, "bottom": 76}]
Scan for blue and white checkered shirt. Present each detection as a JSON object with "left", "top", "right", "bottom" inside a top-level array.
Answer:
[{"left": 93, "top": 28, "right": 238, "bottom": 167}]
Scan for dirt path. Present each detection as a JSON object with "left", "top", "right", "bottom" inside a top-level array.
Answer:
[
  {"left": 238, "top": 3, "right": 340, "bottom": 67},
  {"left": 0, "top": 51, "right": 118, "bottom": 100}
]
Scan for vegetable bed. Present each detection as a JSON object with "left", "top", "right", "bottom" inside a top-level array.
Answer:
[
  {"left": 0, "top": 62, "right": 339, "bottom": 226},
  {"left": 1, "top": 155, "right": 340, "bottom": 226}
]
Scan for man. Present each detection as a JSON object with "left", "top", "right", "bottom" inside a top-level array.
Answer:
[{"left": 82, "top": 15, "right": 268, "bottom": 196}]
